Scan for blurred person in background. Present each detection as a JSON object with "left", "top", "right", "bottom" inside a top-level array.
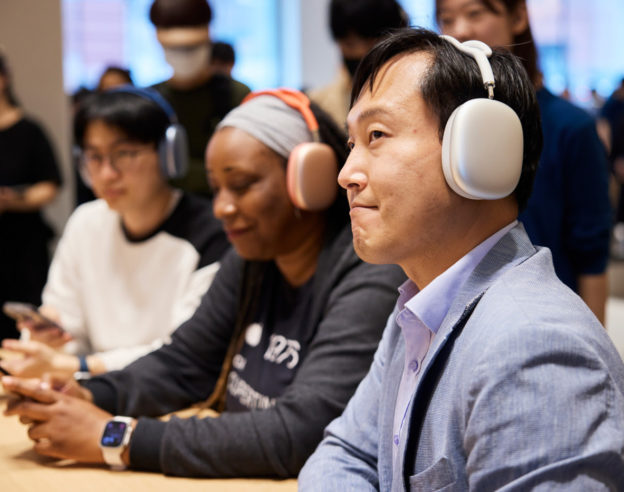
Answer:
[
  {"left": 210, "top": 41, "right": 235, "bottom": 78},
  {"left": 1, "top": 88, "right": 229, "bottom": 377},
  {"left": 150, "top": 0, "right": 250, "bottom": 197},
  {"left": 598, "top": 78, "right": 624, "bottom": 155},
  {"left": 0, "top": 51, "right": 62, "bottom": 341},
  {"left": 436, "top": 0, "right": 613, "bottom": 324},
  {"left": 602, "top": 79, "right": 624, "bottom": 258},
  {"left": 309, "top": 0, "right": 408, "bottom": 128},
  {"left": 96, "top": 66, "right": 134, "bottom": 92}
]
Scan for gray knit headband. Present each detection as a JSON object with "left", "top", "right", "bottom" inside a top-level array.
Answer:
[{"left": 215, "top": 94, "right": 313, "bottom": 159}]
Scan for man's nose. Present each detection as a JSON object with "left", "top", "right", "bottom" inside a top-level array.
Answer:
[{"left": 338, "top": 151, "right": 368, "bottom": 191}]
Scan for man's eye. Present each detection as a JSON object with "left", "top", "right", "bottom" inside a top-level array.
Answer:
[
  {"left": 347, "top": 140, "right": 355, "bottom": 151},
  {"left": 369, "top": 130, "right": 384, "bottom": 142}
]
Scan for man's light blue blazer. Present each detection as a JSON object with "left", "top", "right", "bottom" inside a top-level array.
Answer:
[{"left": 300, "top": 224, "right": 624, "bottom": 491}]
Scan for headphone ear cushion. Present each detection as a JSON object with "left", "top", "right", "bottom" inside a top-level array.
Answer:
[
  {"left": 287, "top": 142, "right": 338, "bottom": 211},
  {"left": 442, "top": 98, "right": 523, "bottom": 200},
  {"left": 158, "top": 124, "right": 189, "bottom": 179}
]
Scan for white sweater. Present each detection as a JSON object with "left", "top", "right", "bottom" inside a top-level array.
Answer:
[{"left": 42, "top": 194, "right": 229, "bottom": 370}]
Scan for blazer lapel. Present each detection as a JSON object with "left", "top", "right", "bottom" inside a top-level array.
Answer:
[{"left": 395, "top": 224, "right": 537, "bottom": 483}]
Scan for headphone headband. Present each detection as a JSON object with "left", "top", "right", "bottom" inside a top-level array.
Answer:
[
  {"left": 242, "top": 88, "right": 320, "bottom": 137},
  {"left": 440, "top": 35, "right": 496, "bottom": 99},
  {"left": 107, "top": 85, "right": 178, "bottom": 123}
]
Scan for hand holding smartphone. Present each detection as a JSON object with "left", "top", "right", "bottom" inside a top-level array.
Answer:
[
  {"left": 2, "top": 302, "right": 70, "bottom": 347},
  {"left": 2, "top": 302, "right": 63, "bottom": 330}
]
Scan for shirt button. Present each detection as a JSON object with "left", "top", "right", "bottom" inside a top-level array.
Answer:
[
  {"left": 408, "top": 360, "right": 419, "bottom": 372},
  {"left": 393, "top": 434, "right": 400, "bottom": 446}
]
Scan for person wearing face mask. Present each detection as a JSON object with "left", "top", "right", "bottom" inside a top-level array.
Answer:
[
  {"left": 149, "top": 0, "right": 250, "bottom": 197},
  {"left": 308, "top": 0, "right": 408, "bottom": 128}
]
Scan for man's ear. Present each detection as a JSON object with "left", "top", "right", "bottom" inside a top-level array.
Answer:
[{"left": 510, "top": 3, "right": 529, "bottom": 36}]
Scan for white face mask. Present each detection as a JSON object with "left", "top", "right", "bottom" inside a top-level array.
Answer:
[{"left": 164, "top": 43, "right": 211, "bottom": 81}]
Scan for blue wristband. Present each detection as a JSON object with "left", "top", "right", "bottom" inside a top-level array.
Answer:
[{"left": 78, "top": 355, "right": 89, "bottom": 373}]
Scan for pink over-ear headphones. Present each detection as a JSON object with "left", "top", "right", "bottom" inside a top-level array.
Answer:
[{"left": 241, "top": 88, "right": 339, "bottom": 211}]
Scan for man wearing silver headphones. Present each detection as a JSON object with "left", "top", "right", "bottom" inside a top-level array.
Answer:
[{"left": 299, "top": 28, "right": 624, "bottom": 490}]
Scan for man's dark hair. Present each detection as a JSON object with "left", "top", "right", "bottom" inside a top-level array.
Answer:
[
  {"left": 74, "top": 91, "right": 170, "bottom": 149},
  {"left": 212, "top": 41, "right": 235, "bottom": 65},
  {"left": 330, "top": 0, "right": 408, "bottom": 41},
  {"left": 149, "top": 0, "right": 212, "bottom": 28},
  {"left": 351, "top": 27, "right": 542, "bottom": 211}
]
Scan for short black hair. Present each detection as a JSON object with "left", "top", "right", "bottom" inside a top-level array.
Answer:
[
  {"left": 74, "top": 90, "right": 171, "bottom": 149},
  {"left": 351, "top": 28, "right": 542, "bottom": 211},
  {"left": 212, "top": 41, "right": 235, "bottom": 64},
  {"left": 149, "top": 0, "right": 212, "bottom": 28},
  {"left": 330, "top": 0, "right": 408, "bottom": 40}
]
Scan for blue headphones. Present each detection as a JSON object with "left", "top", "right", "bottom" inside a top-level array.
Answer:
[{"left": 108, "top": 86, "right": 189, "bottom": 180}]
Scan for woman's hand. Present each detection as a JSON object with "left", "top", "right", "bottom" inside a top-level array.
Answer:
[
  {"left": 1, "top": 339, "right": 79, "bottom": 379},
  {"left": 2, "top": 376, "right": 110, "bottom": 463}
]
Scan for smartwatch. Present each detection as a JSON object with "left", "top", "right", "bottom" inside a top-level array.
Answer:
[{"left": 100, "top": 416, "right": 134, "bottom": 469}]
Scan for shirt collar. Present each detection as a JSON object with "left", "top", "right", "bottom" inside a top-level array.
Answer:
[{"left": 398, "top": 220, "right": 517, "bottom": 334}]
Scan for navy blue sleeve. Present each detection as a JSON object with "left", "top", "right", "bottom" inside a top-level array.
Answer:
[{"left": 561, "top": 115, "right": 612, "bottom": 275}]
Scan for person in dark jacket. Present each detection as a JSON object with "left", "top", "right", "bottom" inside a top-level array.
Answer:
[{"left": 3, "top": 89, "right": 404, "bottom": 478}]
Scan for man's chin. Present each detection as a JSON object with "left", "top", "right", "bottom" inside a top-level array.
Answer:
[{"left": 352, "top": 238, "right": 388, "bottom": 265}]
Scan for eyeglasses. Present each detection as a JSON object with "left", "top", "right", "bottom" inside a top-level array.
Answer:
[{"left": 78, "top": 146, "right": 155, "bottom": 185}]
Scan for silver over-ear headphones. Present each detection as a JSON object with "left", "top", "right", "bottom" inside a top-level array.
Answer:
[
  {"left": 439, "top": 35, "right": 523, "bottom": 200},
  {"left": 113, "top": 86, "right": 189, "bottom": 180}
]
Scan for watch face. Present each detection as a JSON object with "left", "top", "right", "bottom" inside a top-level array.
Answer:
[{"left": 101, "top": 421, "right": 128, "bottom": 447}]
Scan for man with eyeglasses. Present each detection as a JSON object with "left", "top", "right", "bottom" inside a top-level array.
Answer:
[{"left": 0, "top": 89, "right": 229, "bottom": 379}]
